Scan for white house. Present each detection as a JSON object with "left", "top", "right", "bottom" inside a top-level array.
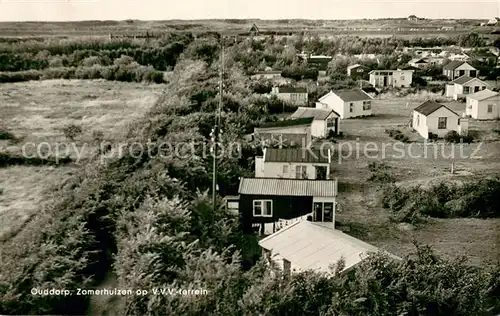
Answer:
[
  {"left": 255, "top": 148, "right": 332, "bottom": 180},
  {"left": 412, "top": 100, "right": 469, "bottom": 139},
  {"left": 271, "top": 86, "right": 308, "bottom": 106},
  {"left": 487, "top": 17, "right": 500, "bottom": 25},
  {"left": 260, "top": 220, "right": 400, "bottom": 275},
  {"left": 445, "top": 76, "right": 488, "bottom": 100},
  {"left": 254, "top": 118, "right": 313, "bottom": 148},
  {"left": 290, "top": 107, "right": 340, "bottom": 137},
  {"left": 368, "top": 69, "right": 414, "bottom": 88},
  {"left": 442, "top": 61, "right": 477, "bottom": 81},
  {"left": 466, "top": 89, "right": 500, "bottom": 120},
  {"left": 315, "top": 89, "right": 373, "bottom": 119}
]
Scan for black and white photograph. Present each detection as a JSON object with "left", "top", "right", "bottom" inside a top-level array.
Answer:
[{"left": 0, "top": 0, "right": 499, "bottom": 315}]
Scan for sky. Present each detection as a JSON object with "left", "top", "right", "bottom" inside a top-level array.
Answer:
[{"left": 0, "top": 0, "right": 498, "bottom": 22}]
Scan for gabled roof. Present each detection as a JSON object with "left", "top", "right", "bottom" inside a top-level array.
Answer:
[
  {"left": 274, "top": 86, "right": 307, "bottom": 93},
  {"left": 409, "top": 58, "right": 427, "bottom": 64},
  {"left": 452, "top": 75, "right": 485, "bottom": 86},
  {"left": 259, "top": 220, "right": 400, "bottom": 273},
  {"left": 238, "top": 178, "right": 337, "bottom": 197},
  {"left": 249, "top": 23, "right": 259, "bottom": 32},
  {"left": 257, "top": 117, "right": 314, "bottom": 129},
  {"left": 290, "top": 107, "right": 340, "bottom": 120},
  {"left": 264, "top": 148, "right": 330, "bottom": 163},
  {"left": 443, "top": 60, "right": 467, "bottom": 70},
  {"left": 253, "top": 71, "right": 282, "bottom": 75},
  {"left": 466, "top": 88, "right": 499, "bottom": 101},
  {"left": 413, "top": 100, "right": 459, "bottom": 117},
  {"left": 331, "top": 89, "right": 373, "bottom": 102}
]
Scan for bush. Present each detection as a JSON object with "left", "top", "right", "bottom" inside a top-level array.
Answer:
[
  {"left": 445, "top": 130, "right": 460, "bottom": 143},
  {"left": 62, "top": 124, "right": 82, "bottom": 141},
  {"left": 0, "top": 128, "right": 15, "bottom": 140}
]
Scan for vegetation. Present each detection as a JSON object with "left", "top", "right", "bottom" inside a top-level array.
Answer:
[
  {"left": 381, "top": 177, "right": 500, "bottom": 224},
  {"left": 0, "top": 32, "right": 499, "bottom": 316},
  {"left": 385, "top": 128, "right": 410, "bottom": 143}
]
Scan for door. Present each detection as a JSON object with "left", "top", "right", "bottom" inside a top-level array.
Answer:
[
  {"left": 313, "top": 202, "right": 323, "bottom": 222},
  {"left": 475, "top": 86, "right": 480, "bottom": 93},
  {"left": 383, "top": 76, "right": 388, "bottom": 87},
  {"left": 315, "top": 166, "right": 328, "bottom": 180}
]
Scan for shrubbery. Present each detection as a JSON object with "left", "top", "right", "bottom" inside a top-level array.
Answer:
[
  {"left": 385, "top": 128, "right": 410, "bottom": 143},
  {"left": 381, "top": 177, "right": 500, "bottom": 224}
]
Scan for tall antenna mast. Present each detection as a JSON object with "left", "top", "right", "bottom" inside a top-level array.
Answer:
[{"left": 211, "top": 33, "right": 224, "bottom": 209}]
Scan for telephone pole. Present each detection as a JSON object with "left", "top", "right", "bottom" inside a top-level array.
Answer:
[{"left": 211, "top": 34, "right": 224, "bottom": 209}]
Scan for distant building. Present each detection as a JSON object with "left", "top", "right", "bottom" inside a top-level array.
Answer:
[
  {"left": 255, "top": 148, "right": 332, "bottom": 180},
  {"left": 487, "top": 17, "right": 500, "bottom": 25},
  {"left": 442, "top": 61, "right": 477, "bottom": 81},
  {"left": 271, "top": 86, "right": 308, "bottom": 106},
  {"left": 289, "top": 107, "right": 340, "bottom": 137},
  {"left": 408, "top": 58, "right": 428, "bottom": 69},
  {"left": 445, "top": 76, "right": 487, "bottom": 100},
  {"left": 249, "top": 23, "right": 260, "bottom": 34},
  {"left": 250, "top": 70, "right": 283, "bottom": 80},
  {"left": 368, "top": 69, "right": 414, "bottom": 88},
  {"left": 347, "top": 64, "right": 369, "bottom": 80},
  {"left": 316, "top": 89, "right": 373, "bottom": 119},
  {"left": 254, "top": 118, "right": 313, "bottom": 148},
  {"left": 408, "top": 15, "right": 419, "bottom": 22},
  {"left": 466, "top": 89, "right": 500, "bottom": 119},
  {"left": 412, "top": 100, "right": 468, "bottom": 139}
]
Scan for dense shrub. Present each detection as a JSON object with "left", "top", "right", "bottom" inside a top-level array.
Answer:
[
  {"left": 62, "top": 124, "right": 82, "bottom": 141},
  {"left": 381, "top": 177, "right": 500, "bottom": 222},
  {"left": 0, "top": 128, "right": 15, "bottom": 140},
  {"left": 368, "top": 161, "right": 396, "bottom": 183},
  {"left": 385, "top": 128, "right": 410, "bottom": 143}
]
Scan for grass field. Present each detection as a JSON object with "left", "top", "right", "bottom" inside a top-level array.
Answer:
[
  {"left": 0, "top": 79, "right": 164, "bottom": 242},
  {"left": 330, "top": 94, "right": 500, "bottom": 267}
]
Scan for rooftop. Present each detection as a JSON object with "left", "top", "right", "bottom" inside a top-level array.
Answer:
[
  {"left": 443, "top": 60, "right": 466, "bottom": 70},
  {"left": 238, "top": 178, "right": 337, "bottom": 197},
  {"left": 329, "top": 89, "right": 373, "bottom": 102},
  {"left": 257, "top": 117, "right": 314, "bottom": 129},
  {"left": 259, "top": 220, "right": 400, "bottom": 273},
  {"left": 414, "top": 100, "right": 458, "bottom": 116},
  {"left": 452, "top": 75, "right": 477, "bottom": 85},
  {"left": 290, "top": 107, "right": 340, "bottom": 120},
  {"left": 264, "top": 148, "right": 330, "bottom": 164},
  {"left": 274, "top": 86, "right": 307, "bottom": 93},
  {"left": 467, "top": 89, "right": 499, "bottom": 101}
]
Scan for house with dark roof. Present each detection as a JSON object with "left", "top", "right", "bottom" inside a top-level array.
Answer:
[
  {"left": 347, "top": 64, "right": 369, "bottom": 80},
  {"left": 249, "top": 23, "right": 259, "bottom": 34},
  {"left": 260, "top": 220, "right": 400, "bottom": 275},
  {"left": 408, "top": 58, "right": 428, "bottom": 69},
  {"left": 315, "top": 89, "right": 373, "bottom": 119},
  {"left": 255, "top": 147, "right": 332, "bottom": 180},
  {"left": 445, "top": 76, "right": 488, "bottom": 100},
  {"left": 290, "top": 107, "right": 340, "bottom": 137},
  {"left": 412, "top": 100, "right": 468, "bottom": 139},
  {"left": 237, "top": 177, "right": 338, "bottom": 234},
  {"left": 466, "top": 89, "right": 500, "bottom": 119},
  {"left": 250, "top": 70, "right": 284, "bottom": 81},
  {"left": 368, "top": 69, "right": 414, "bottom": 88},
  {"left": 253, "top": 118, "right": 313, "bottom": 148},
  {"left": 408, "top": 15, "right": 419, "bottom": 22},
  {"left": 271, "top": 86, "right": 308, "bottom": 106},
  {"left": 442, "top": 61, "right": 477, "bottom": 81}
]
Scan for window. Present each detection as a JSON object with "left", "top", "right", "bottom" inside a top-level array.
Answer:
[
  {"left": 358, "top": 69, "right": 364, "bottom": 72},
  {"left": 463, "top": 86, "right": 470, "bottom": 94},
  {"left": 283, "top": 165, "right": 289, "bottom": 174},
  {"left": 363, "top": 101, "right": 371, "bottom": 110},
  {"left": 416, "top": 114, "right": 420, "bottom": 126},
  {"left": 438, "top": 117, "right": 447, "bottom": 129},
  {"left": 374, "top": 72, "right": 379, "bottom": 75},
  {"left": 474, "top": 86, "right": 480, "bottom": 93},
  {"left": 295, "top": 165, "right": 307, "bottom": 179},
  {"left": 253, "top": 200, "right": 272, "bottom": 217},
  {"left": 488, "top": 104, "right": 493, "bottom": 113},
  {"left": 349, "top": 103, "right": 354, "bottom": 112}
]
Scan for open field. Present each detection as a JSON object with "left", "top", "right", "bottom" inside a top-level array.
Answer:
[
  {"left": 0, "top": 79, "right": 164, "bottom": 242},
  {"left": 329, "top": 94, "right": 500, "bottom": 267},
  {"left": 0, "top": 19, "right": 495, "bottom": 38}
]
